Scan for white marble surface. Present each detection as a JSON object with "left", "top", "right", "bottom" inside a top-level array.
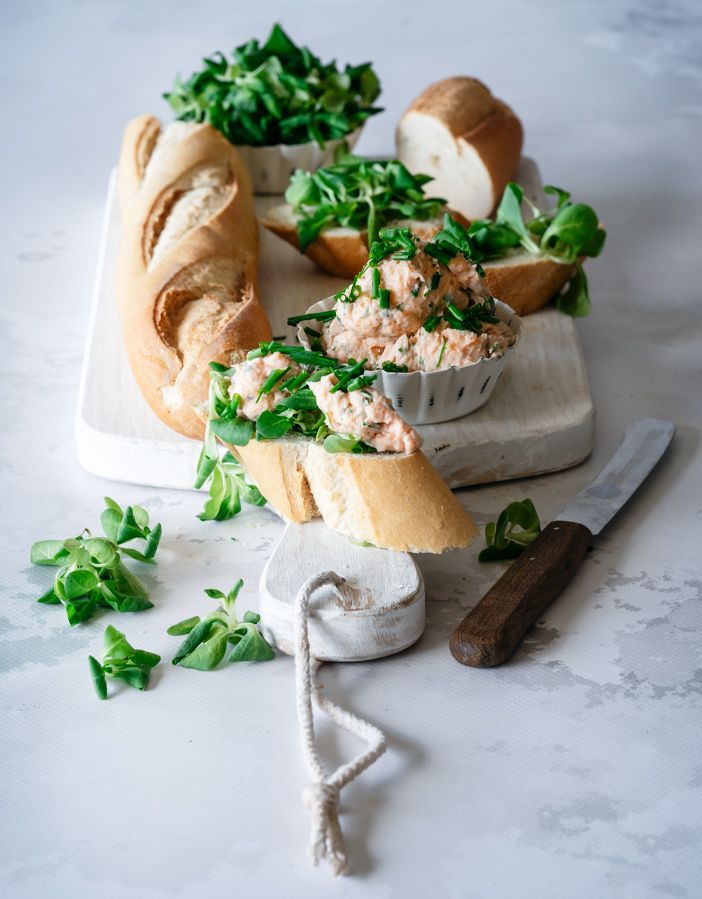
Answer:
[{"left": 1, "top": 1, "right": 701, "bottom": 896}]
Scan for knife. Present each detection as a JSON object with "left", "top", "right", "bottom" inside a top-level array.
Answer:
[{"left": 449, "top": 418, "right": 676, "bottom": 668}]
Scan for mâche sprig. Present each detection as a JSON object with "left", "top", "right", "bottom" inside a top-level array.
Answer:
[
  {"left": 479, "top": 498, "right": 542, "bottom": 562},
  {"left": 30, "top": 499, "right": 162, "bottom": 625},
  {"left": 89, "top": 625, "right": 160, "bottom": 699},
  {"left": 168, "top": 580, "right": 275, "bottom": 669},
  {"left": 165, "top": 24, "right": 381, "bottom": 149},
  {"left": 287, "top": 147, "right": 445, "bottom": 251},
  {"left": 443, "top": 183, "right": 606, "bottom": 316}
]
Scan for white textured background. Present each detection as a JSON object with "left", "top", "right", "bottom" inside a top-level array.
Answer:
[{"left": 1, "top": 2, "right": 701, "bottom": 897}]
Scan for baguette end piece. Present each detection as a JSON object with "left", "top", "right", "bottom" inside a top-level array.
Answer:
[{"left": 235, "top": 438, "right": 477, "bottom": 554}]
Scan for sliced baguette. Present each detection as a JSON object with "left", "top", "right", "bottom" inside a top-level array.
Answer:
[
  {"left": 235, "top": 437, "right": 477, "bottom": 553},
  {"left": 261, "top": 203, "right": 450, "bottom": 278},
  {"left": 116, "top": 115, "right": 272, "bottom": 441},
  {"left": 261, "top": 203, "right": 575, "bottom": 314},
  {"left": 396, "top": 77, "right": 523, "bottom": 221},
  {"left": 483, "top": 252, "right": 578, "bottom": 316}
]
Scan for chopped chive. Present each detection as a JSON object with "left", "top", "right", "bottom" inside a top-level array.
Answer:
[
  {"left": 381, "top": 361, "right": 409, "bottom": 373},
  {"left": 287, "top": 309, "right": 337, "bottom": 326},
  {"left": 436, "top": 338, "right": 447, "bottom": 368},
  {"left": 256, "top": 366, "right": 290, "bottom": 401},
  {"left": 424, "top": 243, "right": 454, "bottom": 265},
  {"left": 425, "top": 272, "right": 441, "bottom": 295},
  {"left": 379, "top": 288, "right": 391, "bottom": 309},
  {"left": 330, "top": 359, "right": 367, "bottom": 393},
  {"left": 410, "top": 283, "right": 420, "bottom": 297},
  {"left": 423, "top": 315, "right": 441, "bottom": 333},
  {"left": 347, "top": 375, "right": 377, "bottom": 391},
  {"left": 278, "top": 370, "right": 311, "bottom": 394},
  {"left": 371, "top": 266, "right": 381, "bottom": 299}
]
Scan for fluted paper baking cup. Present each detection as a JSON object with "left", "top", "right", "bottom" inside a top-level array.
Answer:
[
  {"left": 236, "top": 129, "right": 362, "bottom": 195},
  {"left": 298, "top": 297, "right": 522, "bottom": 425}
]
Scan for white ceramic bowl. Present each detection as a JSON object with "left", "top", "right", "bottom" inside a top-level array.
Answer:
[
  {"left": 297, "top": 297, "right": 522, "bottom": 425},
  {"left": 236, "top": 129, "right": 362, "bottom": 195}
]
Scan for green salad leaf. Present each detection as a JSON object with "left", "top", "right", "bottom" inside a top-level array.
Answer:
[
  {"left": 169, "top": 579, "right": 275, "bottom": 670},
  {"left": 164, "top": 23, "right": 381, "bottom": 148},
  {"left": 287, "top": 146, "right": 445, "bottom": 250},
  {"left": 89, "top": 625, "right": 160, "bottom": 699},
  {"left": 479, "top": 499, "right": 542, "bottom": 562},
  {"left": 29, "top": 499, "right": 161, "bottom": 625},
  {"left": 439, "top": 184, "right": 605, "bottom": 316}
]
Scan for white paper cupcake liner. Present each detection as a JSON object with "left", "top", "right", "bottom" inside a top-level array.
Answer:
[
  {"left": 298, "top": 297, "right": 522, "bottom": 425},
  {"left": 236, "top": 129, "right": 362, "bottom": 195}
]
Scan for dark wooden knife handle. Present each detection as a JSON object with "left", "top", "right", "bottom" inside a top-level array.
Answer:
[{"left": 450, "top": 520, "right": 592, "bottom": 668}]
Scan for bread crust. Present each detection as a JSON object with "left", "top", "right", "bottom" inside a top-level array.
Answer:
[
  {"left": 237, "top": 438, "right": 477, "bottom": 553},
  {"left": 483, "top": 255, "right": 577, "bottom": 316},
  {"left": 116, "top": 115, "right": 272, "bottom": 440},
  {"left": 396, "top": 77, "right": 523, "bottom": 219},
  {"left": 261, "top": 205, "right": 462, "bottom": 279},
  {"left": 402, "top": 77, "right": 502, "bottom": 138}
]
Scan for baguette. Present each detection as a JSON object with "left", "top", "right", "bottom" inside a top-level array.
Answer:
[
  {"left": 234, "top": 437, "right": 478, "bottom": 553},
  {"left": 261, "top": 203, "right": 574, "bottom": 314},
  {"left": 116, "top": 115, "right": 272, "bottom": 440},
  {"left": 396, "top": 77, "right": 522, "bottom": 220}
]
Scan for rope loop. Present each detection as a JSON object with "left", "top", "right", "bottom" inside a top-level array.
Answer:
[{"left": 294, "top": 571, "right": 387, "bottom": 876}]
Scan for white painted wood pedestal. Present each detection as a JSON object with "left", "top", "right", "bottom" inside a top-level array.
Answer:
[{"left": 260, "top": 520, "right": 425, "bottom": 662}]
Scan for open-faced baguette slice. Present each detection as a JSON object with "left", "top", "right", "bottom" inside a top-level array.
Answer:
[
  {"left": 261, "top": 203, "right": 575, "bottom": 314},
  {"left": 116, "top": 115, "right": 272, "bottom": 441},
  {"left": 234, "top": 437, "right": 478, "bottom": 553},
  {"left": 396, "top": 77, "right": 523, "bottom": 221},
  {"left": 483, "top": 253, "right": 578, "bottom": 316},
  {"left": 261, "top": 203, "right": 449, "bottom": 278}
]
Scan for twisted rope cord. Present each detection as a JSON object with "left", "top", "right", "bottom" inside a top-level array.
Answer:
[{"left": 294, "top": 571, "right": 387, "bottom": 876}]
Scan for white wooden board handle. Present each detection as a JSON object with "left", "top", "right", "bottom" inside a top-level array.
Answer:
[{"left": 259, "top": 520, "right": 425, "bottom": 662}]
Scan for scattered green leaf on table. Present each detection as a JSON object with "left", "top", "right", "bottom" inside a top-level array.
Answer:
[
  {"left": 89, "top": 625, "right": 160, "bottom": 700},
  {"left": 169, "top": 579, "right": 274, "bottom": 670},
  {"left": 479, "top": 499, "right": 542, "bottom": 562},
  {"left": 29, "top": 498, "right": 162, "bottom": 625}
]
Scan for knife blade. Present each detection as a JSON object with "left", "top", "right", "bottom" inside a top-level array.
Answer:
[{"left": 449, "top": 418, "right": 676, "bottom": 668}]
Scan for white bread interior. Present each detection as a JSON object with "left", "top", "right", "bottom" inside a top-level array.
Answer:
[
  {"left": 396, "top": 77, "right": 523, "bottom": 220},
  {"left": 235, "top": 437, "right": 478, "bottom": 554}
]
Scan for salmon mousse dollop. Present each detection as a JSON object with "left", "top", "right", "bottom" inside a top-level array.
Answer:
[
  {"left": 309, "top": 373, "right": 422, "bottom": 454},
  {"left": 314, "top": 225, "right": 516, "bottom": 373},
  {"left": 210, "top": 343, "right": 422, "bottom": 456}
]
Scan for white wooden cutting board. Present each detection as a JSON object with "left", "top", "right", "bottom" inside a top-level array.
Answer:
[{"left": 75, "top": 159, "right": 594, "bottom": 491}]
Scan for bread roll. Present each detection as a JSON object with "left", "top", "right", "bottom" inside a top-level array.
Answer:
[
  {"left": 116, "top": 115, "right": 272, "bottom": 440},
  {"left": 235, "top": 438, "right": 478, "bottom": 553},
  {"left": 396, "top": 77, "right": 523, "bottom": 220}
]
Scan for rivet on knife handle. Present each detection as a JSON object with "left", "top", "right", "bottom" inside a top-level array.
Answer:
[{"left": 449, "top": 521, "right": 592, "bottom": 668}]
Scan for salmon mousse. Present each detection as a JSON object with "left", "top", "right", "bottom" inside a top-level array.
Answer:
[
  {"left": 203, "top": 342, "right": 422, "bottom": 456},
  {"left": 289, "top": 220, "right": 517, "bottom": 374}
]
